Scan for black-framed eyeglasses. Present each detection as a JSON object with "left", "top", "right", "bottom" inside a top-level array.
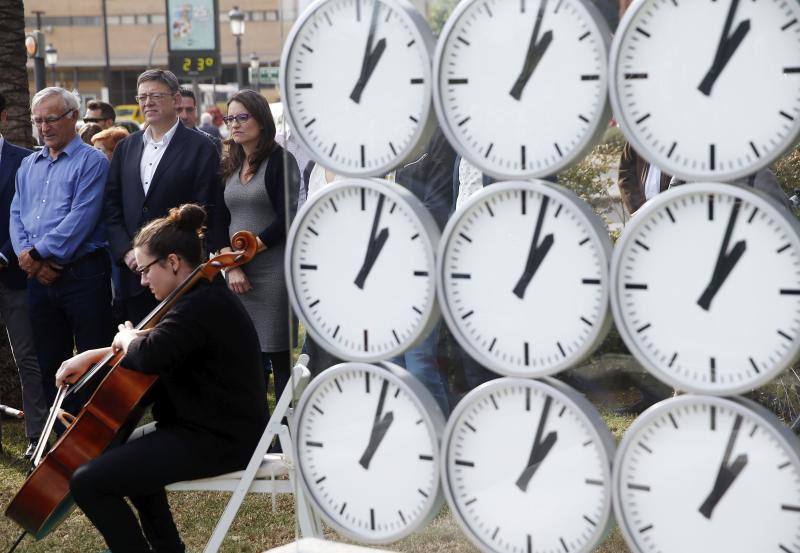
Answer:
[
  {"left": 135, "top": 92, "right": 173, "bottom": 104},
  {"left": 31, "top": 109, "right": 75, "bottom": 127},
  {"left": 222, "top": 113, "right": 253, "bottom": 126},
  {"left": 135, "top": 257, "right": 163, "bottom": 276},
  {"left": 82, "top": 117, "right": 106, "bottom": 123}
]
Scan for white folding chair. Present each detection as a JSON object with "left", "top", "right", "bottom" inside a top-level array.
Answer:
[{"left": 131, "top": 354, "right": 322, "bottom": 552}]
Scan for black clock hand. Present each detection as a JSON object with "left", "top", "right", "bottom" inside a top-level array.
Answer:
[
  {"left": 359, "top": 379, "right": 394, "bottom": 469},
  {"left": 354, "top": 193, "right": 390, "bottom": 289},
  {"left": 699, "top": 414, "right": 748, "bottom": 519},
  {"left": 698, "top": 0, "right": 751, "bottom": 96},
  {"left": 515, "top": 395, "right": 558, "bottom": 492},
  {"left": 510, "top": 0, "right": 553, "bottom": 101},
  {"left": 513, "top": 196, "right": 555, "bottom": 299},
  {"left": 697, "top": 200, "right": 746, "bottom": 310},
  {"left": 350, "top": 1, "right": 387, "bottom": 104}
]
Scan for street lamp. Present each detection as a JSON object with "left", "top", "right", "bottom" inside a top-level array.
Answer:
[
  {"left": 45, "top": 43, "right": 58, "bottom": 87},
  {"left": 249, "top": 52, "right": 260, "bottom": 88},
  {"left": 228, "top": 6, "right": 245, "bottom": 90}
]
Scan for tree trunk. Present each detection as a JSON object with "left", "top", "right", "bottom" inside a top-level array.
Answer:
[{"left": 0, "top": 0, "right": 33, "bottom": 149}]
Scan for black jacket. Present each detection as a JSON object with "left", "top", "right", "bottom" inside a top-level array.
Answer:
[
  {"left": 122, "top": 281, "right": 268, "bottom": 453},
  {"left": 104, "top": 123, "right": 222, "bottom": 299},
  {"left": 0, "top": 140, "right": 33, "bottom": 289}
]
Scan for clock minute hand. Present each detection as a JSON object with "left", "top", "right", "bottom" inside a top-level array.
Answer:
[
  {"left": 515, "top": 396, "right": 558, "bottom": 492},
  {"left": 354, "top": 193, "right": 390, "bottom": 289},
  {"left": 513, "top": 196, "right": 554, "bottom": 299},
  {"left": 699, "top": 414, "right": 748, "bottom": 519},
  {"left": 350, "top": 1, "right": 387, "bottom": 104},
  {"left": 697, "top": 200, "right": 746, "bottom": 310},
  {"left": 698, "top": 0, "right": 751, "bottom": 96},
  {"left": 359, "top": 379, "right": 395, "bottom": 469},
  {"left": 510, "top": 0, "right": 552, "bottom": 101}
]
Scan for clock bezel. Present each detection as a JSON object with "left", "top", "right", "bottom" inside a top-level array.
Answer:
[
  {"left": 292, "top": 361, "right": 446, "bottom": 543},
  {"left": 285, "top": 178, "right": 442, "bottom": 362},
  {"left": 609, "top": 182, "right": 800, "bottom": 396},
  {"left": 279, "top": 0, "right": 437, "bottom": 178},
  {"left": 440, "top": 376, "right": 616, "bottom": 553},
  {"left": 431, "top": 0, "right": 612, "bottom": 181},
  {"left": 612, "top": 394, "right": 800, "bottom": 553},
  {"left": 608, "top": 0, "right": 800, "bottom": 183},
  {"left": 436, "top": 180, "right": 613, "bottom": 378}
]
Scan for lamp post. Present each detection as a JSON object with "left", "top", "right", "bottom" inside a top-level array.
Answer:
[
  {"left": 249, "top": 52, "right": 260, "bottom": 89},
  {"left": 228, "top": 6, "right": 245, "bottom": 90},
  {"left": 45, "top": 44, "right": 58, "bottom": 87}
]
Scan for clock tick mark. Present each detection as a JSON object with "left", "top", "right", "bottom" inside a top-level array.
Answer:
[
  {"left": 578, "top": 114, "right": 590, "bottom": 123},
  {"left": 580, "top": 316, "right": 593, "bottom": 327},
  {"left": 627, "top": 483, "right": 651, "bottom": 491},
  {"left": 634, "top": 239, "right": 650, "bottom": 251},
  {"left": 461, "top": 310, "right": 474, "bottom": 320},
  {"left": 578, "top": 31, "right": 590, "bottom": 41},
  {"left": 638, "top": 441, "right": 653, "bottom": 454},
  {"left": 668, "top": 352, "right": 678, "bottom": 367},
  {"left": 315, "top": 475, "right": 326, "bottom": 483},
  {"left": 448, "top": 78, "right": 468, "bottom": 85},
  {"left": 339, "top": 502, "right": 346, "bottom": 514},
  {"left": 667, "top": 141, "right": 678, "bottom": 158},
  {"left": 398, "top": 510, "right": 406, "bottom": 524},
  {"left": 410, "top": 233, "right": 420, "bottom": 240},
  {"left": 451, "top": 272, "right": 471, "bottom": 279},
  {"left": 417, "top": 488, "right": 428, "bottom": 498},
  {"left": 581, "top": 74, "right": 600, "bottom": 81},
  {"left": 749, "top": 356, "right": 760, "bottom": 373},
  {"left": 777, "top": 243, "right": 791, "bottom": 253},
  {"left": 455, "top": 459, "right": 475, "bottom": 467},
  {"left": 636, "top": 323, "right": 651, "bottom": 333},
  {"left": 557, "top": 342, "right": 566, "bottom": 357},
  {"left": 413, "top": 270, "right": 428, "bottom": 277},
  {"left": 334, "top": 377, "right": 342, "bottom": 392},
  {"left": 313, "top": 404, "right": 324, "bottom": 415},
  {"left": 710, "top": 357, "right": 716, "bottom": 382},
  {"left": 490, "top": 394, "right": 499, "bottom": 410},
  {"left": 778, "top": 330, "right": 793, "bottom": 341},
  {"left": 457, "top": 36, "right": 471, "bottom": 46},
  {"left": 406, "top": 39, "right": 416, "bottom": 47},
  {"left": 306, "top": 441, "right": 323, "bottom": 447},
  {"left": 560, "top": 537, "right": 568, "bottom": 553},
  {"left": 370, "top": 508, "right": 375, "bottom": 530},
  {"left": 392, "top": 329, "right": 400, "bottom": 344},
  {"left": 582, "top": 278, "right": 601, "bottom": 285},
  {"left": 624, "top": 72, "right": 648, "bottom": 80},
  {"left": 465, "top": 421, "right": 477, "bottom": 433},
  {"left": 491, "top": 526, "right": 499, "bottom": 539},
  {"left": 579, "top": 237, "right": 590, "bottom": 245},
  {"left": 748, "top": 207, "right": 758, "bottom": 223},
  {"left": 635, "top": 26, "right": 651, "bottom": 38},
  {"left": 300, "top": 264, "right": 318, "bottom": 270},
  {"left": 585, "top": 478, "right": 604, "bottom": 486},
  {"left": 412, "top": 306, "right": 423, "bottom": 314},
  {"left": 304, "top": 118, "right": 316, "bottom": 128},
  {"left": 328, "top": 143, "right": 337, "bottom": 157},
  {"left": 781, "top": 505, "right": 800, "bottom": 512},
  {"left": 558, "top": 405, "right": 566, "bottom": 417},
  {"left": 583, "top": 515, "right": 596, "bottom": 526},
  {"left": 409, "top": 115, "right": 419, "bottom": 123},
  {"left": 784, "top": 67, "right": 800, "bottom": 74},
  {"left": 780, "top": 110, "right": 795, "bottom": 121},
  {"left": 710, "top": 405, "right": 716, "bottom": 430},
  {"left": 309, "top": 299, "right": 320, "bottom": 308},
  {"left": 459, "top": 232, "right": 473, "bottom": 243},
  {"left": 524, "top": 342, "right": 530, "bottom": 366},
  {"left": 782, "top": 18, "right": 798, "bottom": 31},
  {"left": 666, "top": 207, "right": 676, "bottom": 222},
  {"left": 554, "top": 143, "right": 563, "bottom": 157},
  {"left": 365, "top": 371, "right": 370, "bottom": 393},
  {"left": 485, "top": 143, "right": 494, "bottom": 158},
  {"left": 458, "top": 116, "right": 471, "bottom": 127},
  {"left": 750, "top": 141, "right": 760, "bottom": 158},
  {"left": 295, "top": 83, "right": 313, "bottom": 89},
  {"left": 636, "top": 113, "right": 651, "bottom": 124},
  {"left": 668, "top": 413, "right": 679, "bottom": 429},
  {"left": 779, "top": 461, "right": 791, "bottom": 470},
  {"left": 488, "top": 338, "right": 497, "bottom": 352},
  {"left": 639, "top": 524, "right": 654, "bottom": 533},
  {"left": 418, "top": 454, "right": 433, "bottom": 461}
]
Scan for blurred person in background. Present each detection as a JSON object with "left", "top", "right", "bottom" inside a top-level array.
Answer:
[
  {"left": 198, "top": 112, "right": 221, "bottom": 139},
  {"left": 79, "top": 122, "right": 102, "bottom": 145},
  {"left": 91, "top": 126, "right": 129, "bottom": 161},
  {"left": 83, "top": 100, "right": 116, "bottom": 130},
  {"left": 177, "top": 88, "right": 221, "bottom": 153}
]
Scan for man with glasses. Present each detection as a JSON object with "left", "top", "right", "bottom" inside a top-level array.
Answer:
[
  {"left": 104, "top": 69, "right": 222, "bottom": 324},
  {"left": 9, "top": 87, "right": 113, "bottom": 413},
  {"left": 83, "top": 100, "right": 116, "bottom": 130}
]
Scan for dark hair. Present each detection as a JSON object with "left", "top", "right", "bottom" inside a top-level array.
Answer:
[
  {"left": 79, "top": 123, "right": 103, "bottom": 144},
  {"left": 86, "top": 100, "right": 115, "bottom": 121},
  {"left": 133, "top": 204, "right": 207, "bottom": 267},
  {"left": 0, "top": 93, "right": 6, "bottom": 113},
  {"left": 136, "top": 69, "right": 180, "bottom": 94},
  {"left": 220, "top": 89, "right": 277, "bottom": 182},
  {"left": 178, "top": 87, "right": 196, "bottom": 105}
]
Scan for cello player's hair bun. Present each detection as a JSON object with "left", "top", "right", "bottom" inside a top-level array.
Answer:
[{"left": 167, "top": 204, "right": 206, "bottom": 239}]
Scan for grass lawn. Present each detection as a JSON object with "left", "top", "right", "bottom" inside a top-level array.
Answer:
[{"left": 0, "top": 408, "right": 634, "bottom": 553}]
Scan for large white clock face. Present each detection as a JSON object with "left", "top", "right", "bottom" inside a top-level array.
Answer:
[
  {"left": 438, "top": 181, "right": 611, "bottom": 378},
  {"left": 293, "top": 362, "right": 445, "bottom": 543},
  {"left": 433, "top": 0, "right": 611, "bottom": 180},
  {"left": 613, "top": 395, "right": 800, "bottom": 553},
  {"left": 280, "top": 0, "right": 434, "bottom": 177},
  {"left": 286, "top": 179, "right": 440, "bottom": 362},
  {"left": 611, "top": 183, "right": 800, "bottom": 395},
  {"left": 442, "top": 378, "right": 615, "bottom": 553},
  {"left": 610, "top": 0, "right": 800, "bottom": 182}
]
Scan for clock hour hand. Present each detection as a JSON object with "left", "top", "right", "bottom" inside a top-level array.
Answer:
[
  {"left": 699, "top": 414, "right": 748, "bottom": 519},
  {"left": 698, "top": 0, "right": 750, "bottom": 96},
  {"left": 697, "top": 200, "right": 746, "bottom": 311},
  {"left": 354, "top": 193, "right": 390, "bottom": 289},
  {"left": 510, "top": 0, "right": 553, "bottom": 101},
  {"left": 359, "top": 379, "right": 394, "bottom": 469},
  {"left": 515, "top": 395, "right": 558, "bottom": 492},
  {"left": 513, "top": 196, "right": 555, "bottom": 299},
  {"left": 350, "top": 0, "right": 387, "bottom": 104}
]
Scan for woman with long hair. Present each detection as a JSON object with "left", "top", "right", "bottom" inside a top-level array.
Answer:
[
  {"left": 56, "top": 204, "right": 267, "bottom": 553},
  {"left": 217, "top": 89, "right": 299, "bottom": 406}
]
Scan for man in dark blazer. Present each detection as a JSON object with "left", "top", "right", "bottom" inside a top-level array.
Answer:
[
  {"left": 104, "top": 69, "right": 222, "bottom": 324},
  {"left": 0, "top": 93, "right": 47, "bottom": 457}
]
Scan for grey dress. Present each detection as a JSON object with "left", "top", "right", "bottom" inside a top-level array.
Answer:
[{"left": 224, "top": 159, "right": 290, "bottom": 352}]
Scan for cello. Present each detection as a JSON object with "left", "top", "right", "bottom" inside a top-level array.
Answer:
[{"left": 4, "top": 231, "right": 258, "bottom": 542}]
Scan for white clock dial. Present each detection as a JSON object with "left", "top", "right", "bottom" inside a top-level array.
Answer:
[
  {"left": 611, "top": 183, "right": 800, "bottom": 395},
  {"left": 293, "top": 362, "right": 445, "bottom": 543},
  {"left": 286, "top": 179, "right": 440, "bottom": 362},
  {"left": 437, "top": 181, "right": 612, "bottom": 377},
  {"left": 442, "top": 377, "right": 615, "bottom": 553},
  {"left": 610, "top": 0, "right": 800, "bottom": 182},
  {"left": 280, "top": 0, "right": 434, "bottom": 177},
  {"left": 613, "top": 395, "right": 800, "bottom": 553},
  {"left": 433, "top": 0, "right": 611, "bottom": 180}
]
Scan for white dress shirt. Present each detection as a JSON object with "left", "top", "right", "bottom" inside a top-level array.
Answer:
[
  {"left": 140, "top": 119, "right": 180, "bottom": 196},
  {"left": 644, "top": 164, "right": 662, "bottom": 201}
]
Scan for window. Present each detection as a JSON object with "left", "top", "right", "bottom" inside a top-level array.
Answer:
[
  {"left": 251, "top": 11, "right": 265, "bottom": 21},
  {"left": 73, "top": 16, "right": 101, "bottom": 26},
  {"left": 151, "top": 14, "right": 166, "bottom": 24},
  {"left": 120, "top": 15, "right": 135, "bottom": 25},
  {"left": 136, "top": 14, "right": 150, "bottom": 25},
  {"left": 265, "top": 10, "right": 279, "bottom": 21},
  {"left": 106, "top": 15, "right": 121, "bottom": 25}
]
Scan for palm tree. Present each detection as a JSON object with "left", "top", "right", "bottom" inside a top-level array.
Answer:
[{"left": 0, "top": 0, "right": 33, "bottom": 148}]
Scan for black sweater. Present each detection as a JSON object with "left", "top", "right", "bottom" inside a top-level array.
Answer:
[{"left": 122, "top": 281, "right": 268, "bottom": 455}]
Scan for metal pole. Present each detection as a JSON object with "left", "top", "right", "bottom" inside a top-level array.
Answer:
[
  {"left": 147, "top": 32, "right": 166, "bottom": 69},
  {"left": 101, "top": 0, "right": 112, "bottom": 97},
  {"left": 235, "top": 35, "right": 243, "bottom": 90},
  {"left": 50, "top": 65, "right": 56, "bottom": 87},
  {"left": 31, "top": 12, "right": 46, "bottom": 91}
]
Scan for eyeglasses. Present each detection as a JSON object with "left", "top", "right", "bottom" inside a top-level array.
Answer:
[
  {"left": 82, "top": 117, "right": 106, "bottom": 123},
  {"left": 135, "top": 257, "right": 163, "bottom": 276},
  {"left": 222, "top": 113, "right": 253, "bottom": 126},
  {"left": 135, "top": 92, "right": 173, "bottom": 103},
  {"left": 176, "top": 106, "right": 196, "bottom": 113},
  {"left": 31, "top": 109, "right": 75, "bottom": 127}
]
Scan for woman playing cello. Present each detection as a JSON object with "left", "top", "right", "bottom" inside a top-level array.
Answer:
[{"left": 55, "top": 204, "right": 267, "bottom": 553}]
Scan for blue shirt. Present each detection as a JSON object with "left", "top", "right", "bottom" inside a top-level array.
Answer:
[{"left": 10, "top": 135, "right": 109, "bottom": 264}]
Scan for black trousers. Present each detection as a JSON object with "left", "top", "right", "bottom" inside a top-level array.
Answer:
[
  {"left": 70, "top": 426, "right": 246, "bottom": 553},
  {"left": 262, "top": 350, "right": 291, "bottom": 407}
]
